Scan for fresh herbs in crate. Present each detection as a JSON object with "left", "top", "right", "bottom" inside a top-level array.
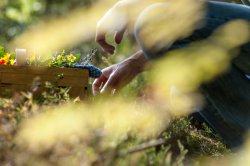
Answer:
[
  {"left": 50, "top": 49, "right": 97, "bottom": 67},
  {"left": 0, "top": 45, "right": 98, "bottom": 68}
]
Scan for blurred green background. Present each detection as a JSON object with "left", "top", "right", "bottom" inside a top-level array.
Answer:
[
  {"left": 0, "top": 0, "right": 245, "bottom": 97},
  {"left": 0, "top": 0, "right": 243, "bottom": 45},
  {"left": 0, "top": 0, "right": 95, "bottom": 44}
]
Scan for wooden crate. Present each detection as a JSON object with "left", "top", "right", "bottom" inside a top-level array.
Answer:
[{"left": 0, "top": 65, "right": 89, "bottom": 99}]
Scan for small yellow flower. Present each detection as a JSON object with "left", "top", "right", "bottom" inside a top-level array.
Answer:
[
  {"left": 3, "top": 53, "right": 10, "bottom": 62},
  {"left": 10, "top": 59, "right": 15, "bottom": 65},
  {"left": 67, "top": 54, "right": 76, "bottom": 63},
  {"left": 56, "top": 55, "right": 63, "bottom": 61}
]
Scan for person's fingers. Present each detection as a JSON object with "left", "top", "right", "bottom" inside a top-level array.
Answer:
[
  {"left": 96, "top": 33, "right": 115, "bottom": 54},
  {"left": 115, "top": 28, "right": 126, "bottom": 44},
  {"left": 100, "top": 74, "right": 119, "bottom": 94},
  {"left": 92, "top": 75, "right": 108, "bottom": 95}
]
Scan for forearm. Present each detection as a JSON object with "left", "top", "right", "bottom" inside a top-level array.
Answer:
[{"left": 121, "top": 50, "right": 148, "bottom": 73}]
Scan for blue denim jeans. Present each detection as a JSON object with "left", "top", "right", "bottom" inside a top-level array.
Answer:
[{"left": 134, "top": 1, "right": 250, "bottom": 148}]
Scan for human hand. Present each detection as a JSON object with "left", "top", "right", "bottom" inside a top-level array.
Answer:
[
  {"left": 96, "top": 1, "right": 128, "bottom": 54},
  {"left": 92, "top": 50, "right": 147, "bottom": 95}
]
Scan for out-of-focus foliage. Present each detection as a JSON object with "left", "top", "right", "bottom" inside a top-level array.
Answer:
[
  {"left": 1, "top": 18, "right": 249, "bottom": 165},
  {"left": 0, "top": 0, "right": 95, "bottom": 44},
  {"left": 0, "top": 85, "right": 228, "bottom": 166}
]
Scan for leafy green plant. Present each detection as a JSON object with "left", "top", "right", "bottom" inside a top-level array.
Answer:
[
  {"left": 26, "top": 48, "right": 96, "bottom": 67},
  {"left": 0, "top": 45, "right": 97, "bottom": 67},
  {"left": 40, "top": 81, "right": 70, "bottom": 105},
  {"left": 50, "top": 50, "right": 80, "bottom": 67}
]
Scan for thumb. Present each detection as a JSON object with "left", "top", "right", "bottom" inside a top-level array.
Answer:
[{"left": 115, "top": 28, "right": 126, "bottom": 44}]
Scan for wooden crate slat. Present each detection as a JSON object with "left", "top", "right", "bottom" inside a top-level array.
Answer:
[
  {"left": 69, "top": 87, "right": 87, "bottom": 99},
  {"left": 0, "top": 65, "right": 90, "bottom": 99},
  {"left": 0, "top": 65, "right": 89, "bottom": 77},
  {"left": 1, "top": 73, "right": 88, "bottom": 87},
  {"left": 0, "top": 84, "right": 29, "bottom": 96}
]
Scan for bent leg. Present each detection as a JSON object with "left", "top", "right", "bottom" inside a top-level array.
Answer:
[
  {"left": 200, "top": 66, "right": 250, "bottom": 148},
  {"left": 134, "top": 1, "right": 250, "bottom": 148},
  {"left": 135, "top": 1, "right": 250, "bottom": 74}
]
